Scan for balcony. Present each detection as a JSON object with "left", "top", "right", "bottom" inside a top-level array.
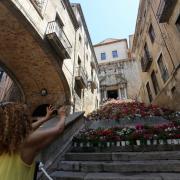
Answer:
[
  {"left": 88, "top": 79, "right": 97, "bottom": 90},
  {"left": 91, "top": 80, "right": 97, "bottom": 89},
  {"left": 157, "top": 0, "right": 177, "bottom": 23},
  {"left": 30, "top": 0, "right": 47, "bottom": 15},
  {"left": 141, "top": 53, "right": 153, "bottom": 72},
  {"left": 46, "top": 21, "right": 72, "bottom": 59},
  {"left": 90, "top": 60, "right": 96, "bottom": 69},
  {"left": 75, "top": 66, "right": 87, "bottom": 89}
]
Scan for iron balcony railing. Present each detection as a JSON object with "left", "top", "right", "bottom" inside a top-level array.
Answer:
[
  {"left": 90, "top": 60, "right": 96, "bottom": 69},
  {"left": 141, "top": 53, "right": 153, "bottom": 72},
  {"left": 161, "top": 69, "right": 169, "bottom": 83},
  {"left": 30, "top": 0, "right": 47, "bottom": 14},
  {"left": 88, "top": 77, "right": 97, "bottom": 89},
  {"left": 75, "top": 66, "right": 88, "bottom": 88},
  {"left": 157, "top": 0, "right": 177, "bottom": 23},
  {"left": 46, "top": 21, "right": 72, "bottom": 58}
]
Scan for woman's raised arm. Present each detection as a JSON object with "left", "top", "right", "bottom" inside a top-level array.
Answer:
[{"left": 21, "top": 106, "right": 67, "bottom": 165}]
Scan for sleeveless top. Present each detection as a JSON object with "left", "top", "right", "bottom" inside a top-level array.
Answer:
[{"left": 0, "top": 153, "right": 35, "bottom": 180}]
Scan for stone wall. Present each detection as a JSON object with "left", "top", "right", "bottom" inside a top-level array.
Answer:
[
  {"left": 133, "top": 0, "right": 180, "bottom": 110},
  {"left": 0, "top": 0, "right": 100, "bottom": 114}
]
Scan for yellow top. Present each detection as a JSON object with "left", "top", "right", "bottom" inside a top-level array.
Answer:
[{"left": 0, "top": 153, "right": 35, "bottom": 180}]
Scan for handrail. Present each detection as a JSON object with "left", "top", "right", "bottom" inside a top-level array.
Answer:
[
  {"left": 46, "top": 21, "right": 72, "bottom": 50},
  {"left": 141, "top": 53, "right": 152, "bottom": 72},
  {"left": 76, "top": 66, "right": 87, "bottom": 85}
]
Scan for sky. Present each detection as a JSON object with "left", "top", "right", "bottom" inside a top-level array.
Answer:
[{"left": 70, "top": 0, "right": 140, "bottom": 45}]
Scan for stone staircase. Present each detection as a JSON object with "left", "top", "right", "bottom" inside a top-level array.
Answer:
[{"left": 51, "top": 151, "right": 180, "bottom": 180}]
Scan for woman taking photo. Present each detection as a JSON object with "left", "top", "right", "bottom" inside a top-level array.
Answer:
[{"left": 0, "top": 102, "right": 67, "bottom": 180}]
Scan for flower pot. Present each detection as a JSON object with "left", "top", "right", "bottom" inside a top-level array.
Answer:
[
  {"left": 177, "top": 139, "right": 180, "bottom": 144},
  {"left": 136, "top": 140, "right": 141, "bottom": 146},
  {"left": 159, "top": 139, "right": 164, "bottom": 145},
  {"left": 167, "top": 139, "right": 172, "bottom": 145},
  {"left": 107, "top": 142, "right": 110, "bottom": 147},
  {"left": 116, "top": 141, "right": 121, "bottom": 147},
  {"left": 153, "top": 140, "right": 158, "bottom": 145},
  {"left": 111, "top": 142, "right": 115, "bottom": 147},
  {"left": 121, "top": 141, "right": 126, "bottom": 146},
  {"left": 126, "top": 141, "right": 130, "bottom": 146},
  {"left": 86, "top": 142, "right": 90, "bottom": 147},
  {"left": 73, "top": 142, "right": 77, "bottom": 147},
  {"left": 147, "top": 140, "right": 151, "bottom": 145},
  {"left": 173, "top": 139, "right": 178, "bottom": 145}
]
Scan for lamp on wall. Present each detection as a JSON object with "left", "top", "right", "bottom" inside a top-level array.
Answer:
[{"left": 41, "top": 88, "right": 48, "bottom": 96}]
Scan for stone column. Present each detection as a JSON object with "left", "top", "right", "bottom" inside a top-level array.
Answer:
[
  {"left": 124, "top": 87, "right": 127, "bottom": 99},
  {"left": 104, "top": 89, "right": 107, "bottom": 100},
  {"left": 118, "top": 88, "right": 121, "bottom": 99}
]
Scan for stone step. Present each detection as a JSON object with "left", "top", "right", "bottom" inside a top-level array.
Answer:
[
  {"left": 57, "top": 160, "right": 180, "bottom": 173},
  {"left": 65, "top": 151, "right": 180, "bottom": 161},
  {"left": 51, "top": 171, "right": 180, "bottom": 180},
  {"left": 70, "top": 144, "right": 180, "bottom": 153}
]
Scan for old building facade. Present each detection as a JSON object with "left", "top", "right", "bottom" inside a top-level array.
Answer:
[
  {"left": 132, "top": 0, "right": 180, "bottom": 110},
  {"left": 0, "top": 0, "right": 99, "bottom": 115},
  {"left": 94, "top": 38, "right": 141, "bottom": 103}
]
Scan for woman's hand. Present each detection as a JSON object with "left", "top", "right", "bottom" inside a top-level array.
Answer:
[
  {"left": 32, "top": 105, "right": 55, "bottom": 131},
  {"left": 45, "top": 105, "right": 55, "bottom": 120},
  {"left": 58, "top": 106, "right": 68, "bottom": 118}
]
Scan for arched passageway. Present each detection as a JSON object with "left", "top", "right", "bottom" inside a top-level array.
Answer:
[{"left": 0, "top": 1, "right": 71, "bottom": 113}]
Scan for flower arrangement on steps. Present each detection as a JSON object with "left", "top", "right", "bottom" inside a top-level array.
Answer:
[
  {"left": 86, "top": 99, "right": 178, "bottom": 121},
  {"left": 72, "top": 122, "right": 180, "bottom": 148}
]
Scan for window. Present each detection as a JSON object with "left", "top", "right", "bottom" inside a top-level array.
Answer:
[
  {"left": 61, "top": 0, "right": 66, "bottom": 9},
  {"left": 112, "top": 50, "right": 118, "bottom": 58},
  {"left": 146, "top": 82, "right": 153, "bottom": 102},
  {"left": 30, "top": 0, "right": 47, "bottom": 15},
  {"left": 101, "top": 52, "right": 106, "bottom": 60},
  {"left": 85, "top": 39, "right": 88, "bottom": 49},
  {"left": 56, "top": 14, "right": 64, "bottom": 28},
  {"left": 78, "top": 56, "right": 81, "bottom": 65},
  {"left": 74, "top": 82, "right": 81, "bottom": 98},
  {"left": 151, "top": 70, "right": 160, "bottom": 95},
  {"left": 148, "top": 24, "right": 155, "bottom": 43},
  {"left": 144, "top": 43, "right": 150, "bottom": 58},
  {"left": 176, "top": 15, "right": 180, "bottom": 32},
  {"left": 157, "top": 54, "right": 169, "bottom": 83},
  {"left": 79, "top": 34, "right": 82, "bottom": 43}
]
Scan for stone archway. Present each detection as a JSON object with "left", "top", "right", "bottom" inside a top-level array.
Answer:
[{"left": 0, "top": 1, "right": 71, "bottom": 114}]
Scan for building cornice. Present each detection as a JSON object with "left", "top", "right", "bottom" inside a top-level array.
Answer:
[
  {"left": 98, "top": 58, "right": 134, "bottom": 66},
  {"left": 94, "top": 39, "right": 128, "bottom": 47},
  {"left": 63, "top": 0, "right": 79, "bottom": 29}
]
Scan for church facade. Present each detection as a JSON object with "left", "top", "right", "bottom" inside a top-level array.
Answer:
[{"left": 94, "top": 37, "right": 141, "bottom": 103}]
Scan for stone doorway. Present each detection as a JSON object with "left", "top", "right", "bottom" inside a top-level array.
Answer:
[{"left": 107, "top": 90, "right": 118, "bottom": 99}]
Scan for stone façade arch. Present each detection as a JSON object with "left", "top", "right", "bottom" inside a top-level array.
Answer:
[{"left": 0, "top": 1, "right": 71, "bottom": 114}]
